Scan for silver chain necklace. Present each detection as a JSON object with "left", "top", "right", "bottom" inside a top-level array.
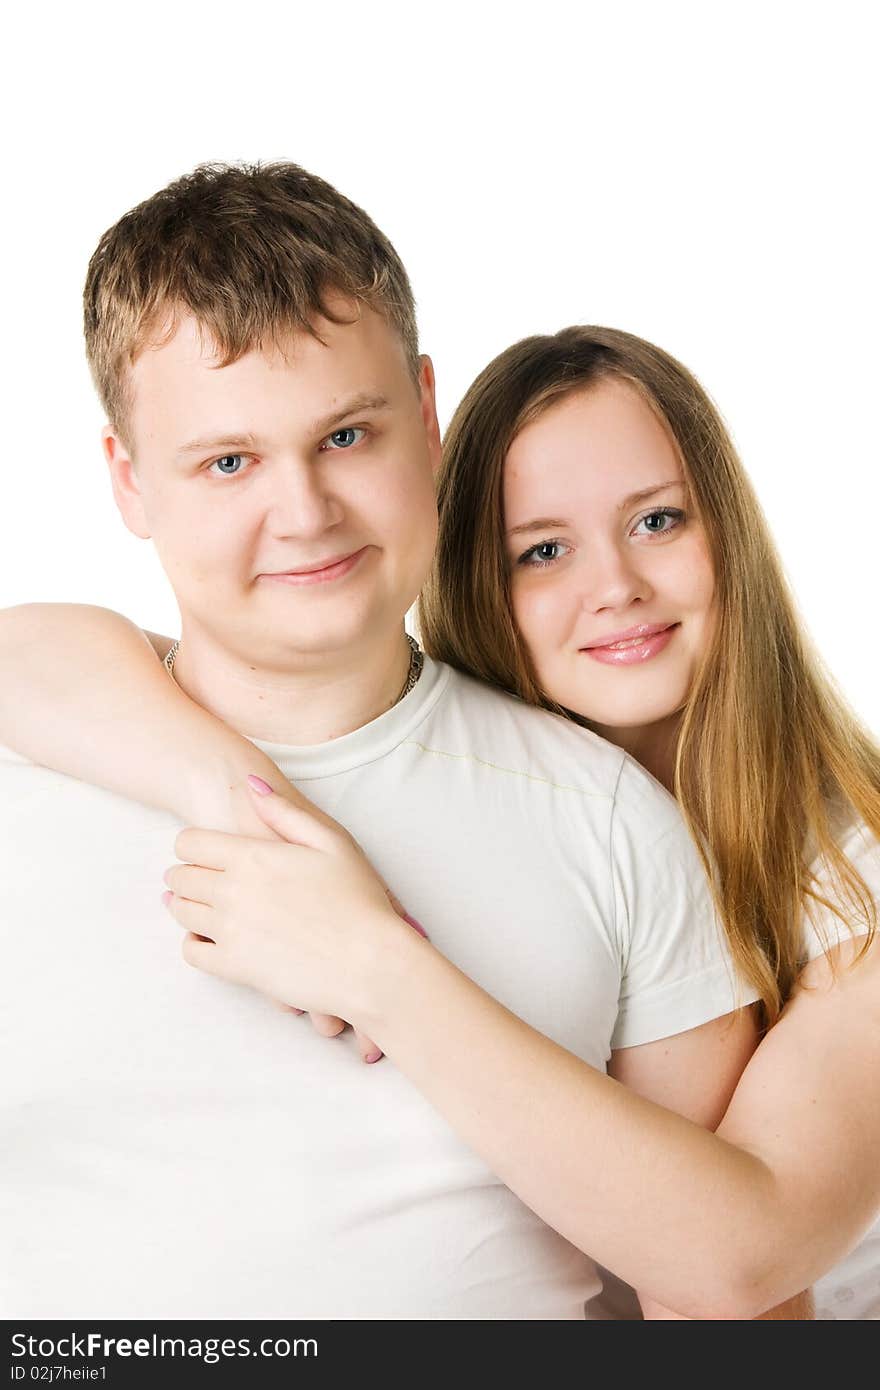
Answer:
[{"left": 163, "top": 633, "right": 424, "bottom": 707}]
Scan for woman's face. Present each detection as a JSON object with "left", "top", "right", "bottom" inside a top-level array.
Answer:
[{"left": 503, "top": 377, "right": 716, "bottom": 741}]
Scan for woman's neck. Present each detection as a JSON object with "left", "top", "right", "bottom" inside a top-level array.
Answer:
[{"left": 593, "top": 712, "right": 682, "bottom": 793}]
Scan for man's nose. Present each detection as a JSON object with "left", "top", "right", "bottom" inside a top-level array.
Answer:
[
  {"left": 263, "top": 458, "right": 343, "bottom": 538},
  {"left": 579, "top": 543, "right": 652, "bottom": 613}
]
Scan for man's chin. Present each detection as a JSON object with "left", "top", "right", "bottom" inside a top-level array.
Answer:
[
  {"left": 237, "top": 623, "right": 384, "bottom": 667},
  {"left": 183, "top": 585, "right": 414, "bottom": 666}
]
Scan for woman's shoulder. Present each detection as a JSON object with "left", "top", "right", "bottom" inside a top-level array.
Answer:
[{"left": 801, "top": 813, "right": 880, "bottom": 963}]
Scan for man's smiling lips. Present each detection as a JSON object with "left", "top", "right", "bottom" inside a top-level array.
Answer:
[
  {"left": 580, "top": 622, "right": 679, "bottom": 665},
  {"left": 257, "top": 547, "right": 369, "bottom": 587}
]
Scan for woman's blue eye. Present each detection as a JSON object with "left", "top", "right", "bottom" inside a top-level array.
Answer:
[
  {"left": 519, "top": 541, "right": 569, "bottom": 567},
  {"left": 208, "top": 454, "right": 250, "bottom": 477},
  {"left": 323, "top": 427, "right": 365, "bottom": 450},
  {"left": 633, "top": 507, "right": 685, "bottom": 536}
]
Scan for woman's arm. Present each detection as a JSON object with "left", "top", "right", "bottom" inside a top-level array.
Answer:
[
  {"left": 168, "top": 788, "right": 879, "bottom": 1319},
  {"left": 0, "top": 603, "right": 384, "bottom": 1051},
  {"left": 371, "top": 932, "right": 878, "bottom": 1319},
  {"left": 0, "top": 604, "right": 298, "bottom": 833}
]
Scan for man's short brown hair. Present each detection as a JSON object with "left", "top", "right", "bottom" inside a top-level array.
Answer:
[{"left": 83, "top": 161, "right": 420, "bottom": 444}]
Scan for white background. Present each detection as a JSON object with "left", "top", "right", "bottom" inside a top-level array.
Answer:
[{"left": 2, "top": 1, "right": 877, "bottom": 728}]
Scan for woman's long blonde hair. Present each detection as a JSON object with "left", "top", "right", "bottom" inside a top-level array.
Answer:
[{"left": 420, "top": 326, "right": 880, "bottom": 1026}]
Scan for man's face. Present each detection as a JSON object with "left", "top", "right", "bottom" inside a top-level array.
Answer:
[{"left": 105, "top": 302, "right": 441, "bottom": 669}]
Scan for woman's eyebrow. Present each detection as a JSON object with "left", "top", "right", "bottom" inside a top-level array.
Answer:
[
  {"left": 507, "top": 480, "right": 683, "bottom": 536},
  {"left": 619, "top": 480, "right": 681, "bottom": 509},
  {"left": 506, "top": 517, "right": 570, "bottom": 537}
]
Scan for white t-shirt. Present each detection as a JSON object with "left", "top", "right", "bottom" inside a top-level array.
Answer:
[
  {"left": 0, "top": 657, "right": 750, "bottom": 1319},
  {"left": 803, "top": 817, "right": 880, "bottom": 1321},
  {"left": 590, "top": 815, "right": 880, "bottom": 1320}
]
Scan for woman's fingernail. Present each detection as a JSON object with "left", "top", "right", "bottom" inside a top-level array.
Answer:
[
  {"left": 247, "top": 775, "right": 274, "bottom": 796},
  {"left": 291, "top": 1008, "right": 305, "bottom": 1016},
  {"left": 161, "top": 891, "right": 173, "bottom": 907},
  {"left": 364, "top": 1049, "right": 384, "bottom": 1064},
  {"left": 402, "top": 911, "right": 429, "bottom": 939}
]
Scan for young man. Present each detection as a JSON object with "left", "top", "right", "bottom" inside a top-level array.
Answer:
[{"left": 1, "top": 164, "right": 775, "bottom": 1319}]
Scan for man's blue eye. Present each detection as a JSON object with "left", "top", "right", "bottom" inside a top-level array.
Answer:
[
  {"left": 324, "top": 427, "right": 364, "bottom": 450},
  {"left": 209, "top": 454, "right": 248, "bottom": 476}
]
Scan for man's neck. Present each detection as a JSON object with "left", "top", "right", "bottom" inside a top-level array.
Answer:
[{"left": 170, "top": 625, "right": 414, "bottom": 745}]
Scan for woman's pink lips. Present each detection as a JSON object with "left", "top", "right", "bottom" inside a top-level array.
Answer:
[
  {"left": 258, "top": 547, "right": 367, "bottom": 587},
  {"left": 582, "top": 623, "right": 678, "bottom": 665}
]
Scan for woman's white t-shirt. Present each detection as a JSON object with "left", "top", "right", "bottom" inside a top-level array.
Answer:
[
  {"left": 592, "top": 813, "right": 880, "bottom": 1320},
  {"left": 803, "top": 816, "right": 880, "bottom": 1321}
]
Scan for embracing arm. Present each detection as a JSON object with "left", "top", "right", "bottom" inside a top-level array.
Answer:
[
  {"left": 170, "top": 792, "right": 878, "bottom": 1318},
  {"left": 0, "top": 603, "right": 380, "bottom": 1049},
  {"left": 378, "top": 950, "right": 816, "bottom": 1320},
  {"left": 369, "top": 931, "right": 873, "bottom": 1318},
  {"left": 0, "top": 604, "right": 296, "bottom": 832}
]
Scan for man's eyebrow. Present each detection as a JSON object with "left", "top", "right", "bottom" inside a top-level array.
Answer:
[
  {"left": 175, "top": 433, "right": 261, "bottom": 460},
  {"left": 173, "top": 396, "right": 392, "bottom": 461},
  {"left": 310, "top": 393, "right": 390, "bottom": 436}
]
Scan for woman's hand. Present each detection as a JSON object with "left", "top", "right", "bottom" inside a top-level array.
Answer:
[{"left": 162, "top": 780, "right": 428, "bottom": 1058}]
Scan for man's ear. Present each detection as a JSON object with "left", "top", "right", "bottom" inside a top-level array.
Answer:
[
  {"left": 417, "top": 355, "right": 443, "bottom": 476},
  {"left": 102, "top": 427, "right": 151, "bottom": 539}
]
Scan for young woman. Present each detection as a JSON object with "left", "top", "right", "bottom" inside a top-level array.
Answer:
[{"left": 2, "top": 327, "right": 878, "bottom": 1320}]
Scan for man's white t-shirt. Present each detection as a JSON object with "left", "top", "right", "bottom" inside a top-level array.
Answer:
[{"left": 1, "top": 657, "right": 751, "bottom": 1319}]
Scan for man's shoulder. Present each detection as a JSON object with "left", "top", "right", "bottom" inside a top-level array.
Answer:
[
  {"left": 0, "top": 742, "right": 31, "bottom": 768},
  {"left": 425, "top": 663, "right": 685, "bottom": 834},
  {"left": 420, "top": 661, "right": 630, "bottom": 801},
  {"left": 0, "top": 742, "right": 57, "bottom": 787},
  {"left": 0, "top": 741, "right": 176, "bottom": 830}
]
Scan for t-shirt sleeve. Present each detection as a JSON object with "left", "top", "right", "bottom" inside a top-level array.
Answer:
[
  {"left": 608, "top": 756, "right": 759, "bottom": 1049},
  {"left": 800, "top": 816, "right": 880, "bottom": 963}
]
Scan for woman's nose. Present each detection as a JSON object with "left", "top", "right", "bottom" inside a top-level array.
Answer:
[{"left": 579, "top": 545, "right": 652, "bottom": 614}]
